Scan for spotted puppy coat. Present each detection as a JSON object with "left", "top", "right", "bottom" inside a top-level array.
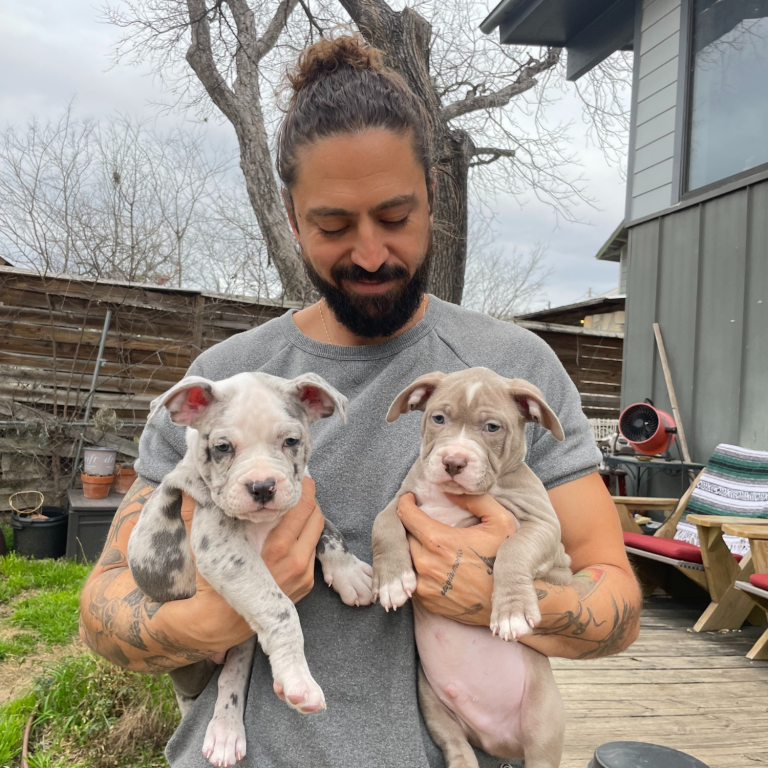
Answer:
[
  {"left": 127, "top": 372, "right": 373, "bottom": 767},
  {"left": 371, "top": 368, "right": 571, "bottom": 768}
]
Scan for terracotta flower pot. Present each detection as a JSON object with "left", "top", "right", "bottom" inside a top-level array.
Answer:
[
  {"left": 113, "top": 466, "right": 137, "bottom": 494},
  {"left": 82, "top": 473, "right": 114, "bottom": 499}
]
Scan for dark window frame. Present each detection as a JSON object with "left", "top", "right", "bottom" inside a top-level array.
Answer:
[{"left": 672, "top": 0, "right": 768, "bottom": 203}]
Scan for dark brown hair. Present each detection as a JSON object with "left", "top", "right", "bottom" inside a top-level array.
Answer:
[{"left": 276, "top": 34, "right": 433, "bottom": 197}]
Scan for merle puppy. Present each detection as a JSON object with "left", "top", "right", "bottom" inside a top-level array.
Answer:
[{"left": 127, "top": 372, "right": 373, "bottom": 767}]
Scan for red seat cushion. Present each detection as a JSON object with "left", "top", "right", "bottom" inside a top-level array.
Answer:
[
  {"left": 623, "top": 532, "right": 743, "bottom": 563},
  {"left": 749, "top": 573, "right": 768, "bottom": 592},
  {"left": 623, "top": 532, "right": 703, "bottom": 563}
]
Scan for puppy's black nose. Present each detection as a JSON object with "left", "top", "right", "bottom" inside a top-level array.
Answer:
[
  {"left": 246, "top": 479, "right": 277, "bottom": 503},
  {"left": 443, "top": 457, "right": 467, "bottom": 477}
]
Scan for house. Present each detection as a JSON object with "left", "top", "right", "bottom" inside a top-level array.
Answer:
[
  {"left": 482, "top": 0, "right": 768, "bottom": 465},
  {"left": 515, "top": 295, "right": 625, "bottom": 419}
]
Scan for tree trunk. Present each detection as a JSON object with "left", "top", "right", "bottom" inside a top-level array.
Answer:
[{"left": 340, "top": 0, "right": 472, "bottom": 304}]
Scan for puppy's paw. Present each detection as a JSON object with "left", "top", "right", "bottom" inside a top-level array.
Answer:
[
  {"left": 323, "top": 554, "right": 374, "bottom": 607},
  {"left": 375, "top": 570, "right": 417, "bottom": 612},
  {"left": 272, "top": 665, "right": 326, "bottom": 714},
  {"left": 490, "top": 592, "right": 541, "bottom": 642},
  {"left": 203, "top": 716, "right": 246, "bottom": 767}
]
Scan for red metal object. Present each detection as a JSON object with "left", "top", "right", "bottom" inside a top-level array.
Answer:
[{"left": 619, "top": 403, "right": 677, "bottom": 456}]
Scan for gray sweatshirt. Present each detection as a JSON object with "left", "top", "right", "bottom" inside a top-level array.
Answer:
[{"left": 136, "top": 296, "right": 600, "bottom": 768}]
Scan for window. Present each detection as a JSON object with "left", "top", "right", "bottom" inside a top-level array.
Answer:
[{"left": 686, "top": 0, "right": 768, "bottom": 192}]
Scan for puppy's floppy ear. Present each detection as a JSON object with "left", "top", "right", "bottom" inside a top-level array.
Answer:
[
  {"left": 149, "top": 376, "right": 220, "bottom": 428},
  {"left": 507, "top": 378, "right": 564, "bottom": 442},
  {"left": 386, "top": 372, "right": 446, "bottom": 423},
  {"left": 286, "top": 373, "right": 348, "bottom": 424}
]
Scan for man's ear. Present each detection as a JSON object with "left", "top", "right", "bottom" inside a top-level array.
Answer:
[
  {"left": 507, "top": 378, "right": 564, "bottom": 442},
  {"left": 386, "top": 372, "right": 446, "bottom": 423},
  {"left": 149, "top": 376, "right": 220, "bottom": 428},
  {"left": 281, "top": 188, "right": 300, "bottom": 239},
  {"left": 286, "top": 373, "right": 348, "bottom": 424}
]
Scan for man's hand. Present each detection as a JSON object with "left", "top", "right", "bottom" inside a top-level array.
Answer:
[
  {"left": 397, "top": 492, "right": 516, "bottom": 626},
  {"left": 261, "top": 477, "right": 325, "bottom": 603}
]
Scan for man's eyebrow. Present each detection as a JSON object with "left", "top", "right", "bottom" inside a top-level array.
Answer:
[
  {"left": 306, "top": 194, "right": 418, "bottom": 219},
  {"left": 370, "top": 194, "right": 417, "bottom": 214}
]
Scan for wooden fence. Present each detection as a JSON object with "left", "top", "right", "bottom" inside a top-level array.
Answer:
[
  {"left": 516, "top": 319, "right": 623, "bottom": 419},
  {"left": 0, "top": 266, "right": 622, "bottom": 509},
  {"left": 0, "top": 266, "right": 297, "bottom": 509}
]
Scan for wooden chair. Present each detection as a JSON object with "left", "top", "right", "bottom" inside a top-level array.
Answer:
[
  {"left": 724, "top": 523, "right": 768, "bottom": 659},
  {"left": 615, "top": 466, "right": 767, "bottom": 632}
]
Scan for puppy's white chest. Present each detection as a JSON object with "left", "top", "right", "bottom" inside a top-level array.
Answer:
[
  {"left": 243, "top": 518, "right": 282, "bottom": 554},
  {"left": 412, "top": 479, "right": 479, "bottom": 529}
]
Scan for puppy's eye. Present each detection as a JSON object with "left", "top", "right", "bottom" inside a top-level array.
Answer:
[
  {"left": 214, "top": 441, "right": 232, "bottom": 453},
  {"left": 485, "top": 423, "right": 501, "bottom": 433},
  {"left": 284, "top": 437, "right": 300, "bottom": 447},
  {"left": 432, "top": 414, "right": 445, "bottom": 424}
]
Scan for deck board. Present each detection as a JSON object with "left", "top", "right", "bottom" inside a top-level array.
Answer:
[{"left": 552, "top": 594, "right": 768, "bottom": 767}]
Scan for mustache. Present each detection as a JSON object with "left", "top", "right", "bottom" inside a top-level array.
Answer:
[{"left": 330, "top": 262, "right": 410, "bottom": 285}]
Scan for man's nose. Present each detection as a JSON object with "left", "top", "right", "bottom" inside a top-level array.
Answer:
[
  {"left": 350, "top": 220, "right": 388, "bottom": 272},
  {"left": 442, "top": 456, "right": 468, "bottom": 477},
  {"left": 246, "top": 479, "right": 276, "bottom": 503}
]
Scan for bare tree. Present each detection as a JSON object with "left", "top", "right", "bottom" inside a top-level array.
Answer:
[
  {"left": 0, "top": 107, "right": 282, "bottom": 294},
  {"left": 105, "top": 0, "right": 631, "bottom": 305},
  {"left": 462, "top": 217, "right": 551, "bottom": 320}
]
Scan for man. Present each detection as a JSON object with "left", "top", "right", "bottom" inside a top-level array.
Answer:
[{"left": 80, "top": 36, "right": 641, "bottom": 768}]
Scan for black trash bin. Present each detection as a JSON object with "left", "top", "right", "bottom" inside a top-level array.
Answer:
[
  {"left": 589, "top": 742, "right": 709, "bottom": 768},
  {"left": 11, "top": 506, "right": 69, "bottom": 559}
]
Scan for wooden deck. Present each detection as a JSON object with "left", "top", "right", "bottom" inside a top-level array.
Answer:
[{"left": 551, "top": 594, "right": 768, "bottom": 768}]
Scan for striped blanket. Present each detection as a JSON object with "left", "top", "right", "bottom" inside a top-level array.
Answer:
[{"left": 674, "top": 444, "right": 768, "bottom": 555}]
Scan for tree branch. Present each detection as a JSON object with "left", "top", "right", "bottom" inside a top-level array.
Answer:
[
  {"left": 469, "top": 147, "right": 516, "bottom": 168},
  {"left": 297, "top": 0, "right": 325, "bottom": 36},
  {"left": 254, "top": 0, "right": 300, "bottom": 62},
  {"left": 442, "top": 48, "right": 562, "bottom": 122},
  {"left": 185, "top": 0, "right": 239, "bottom": 123}
]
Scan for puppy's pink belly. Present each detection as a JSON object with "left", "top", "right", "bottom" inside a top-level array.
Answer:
[{"left": 414, "top": 603, "right": 527, "bottom": 756}]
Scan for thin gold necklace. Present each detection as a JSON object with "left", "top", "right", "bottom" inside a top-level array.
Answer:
[{"left": 318, "top": 301, "right": 333, "bottom": 344}]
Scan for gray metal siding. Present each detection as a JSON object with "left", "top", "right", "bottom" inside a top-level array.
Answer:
[
  {"left": 622, "top": 179, "right": 768, "bottom": 471},
  {"left": 627, "top": 0, "right": 682, "bottom": 221}
]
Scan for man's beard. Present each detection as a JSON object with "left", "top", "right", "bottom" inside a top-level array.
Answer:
[{"left": 301, "top": 236, "right": 432, "bottom": 339}]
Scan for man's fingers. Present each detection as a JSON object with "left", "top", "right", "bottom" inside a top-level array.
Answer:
[
  {"left": 397, "top": 493, "right": 453, "bottom": 548},
  {"left": 268, "top": 477, "right": 318, "bottom": 544},
  {"left": 444, "top": 492, "right": 512, "bottom": 531},
  {"left": 181, "top": 492, "right": 195, "bottom": 539},
  {"left": 297, "top": 506, "right": 325, "bottom": 552}
]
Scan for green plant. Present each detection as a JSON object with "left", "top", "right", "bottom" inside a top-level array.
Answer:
[
  {"left": 0, "top": 654, "right": 178, "bottom": 768},
  {"left": 0, "top": 554, "right": 91, "bottom": 605}
]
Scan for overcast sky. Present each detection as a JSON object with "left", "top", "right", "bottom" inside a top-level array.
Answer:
[{"left": 0, "top": 0, "right": 627, "bottom": 309}]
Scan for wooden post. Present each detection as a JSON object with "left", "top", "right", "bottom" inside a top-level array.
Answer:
[{"left": 653, "top": 323, "right": 696, "bottom": 482}]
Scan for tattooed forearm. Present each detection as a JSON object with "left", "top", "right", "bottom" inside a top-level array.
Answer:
[
  {"left": 80, "top": 478, "right": 213, "bottom": 673},
  {"left": 525, "top": 566, "right": 641, "bottom": 659}
]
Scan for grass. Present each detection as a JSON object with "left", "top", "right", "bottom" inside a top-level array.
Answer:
[
  {"left": 0, "top": 549, "right": 177, "bottom": 767},
  {"left": 0, "top": 554, "right": 91, "bottom": 662},
  {"left": 0, "top": 653, "right": 178, "bottom": 768}
]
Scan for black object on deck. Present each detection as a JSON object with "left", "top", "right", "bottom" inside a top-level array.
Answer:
[{"left": 589, "top": 741, "right": 710, "bottom": 767}]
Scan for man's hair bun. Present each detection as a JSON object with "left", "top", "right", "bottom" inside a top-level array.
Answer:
[{"left": 287, "top": 34, "right": 384, "bottom": 94}]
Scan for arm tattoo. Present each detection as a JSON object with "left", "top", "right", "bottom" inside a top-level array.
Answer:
[
  {"left": 82, "top": 479, "right": 211, "bottom": 672},
  {"left": 532, "top": 568, "right": 637, "bottom": 658}
]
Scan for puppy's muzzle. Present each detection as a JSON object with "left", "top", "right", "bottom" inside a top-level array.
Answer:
[
  {"left": 442, "top": 456, "right": 467, "bottom": 477},
  {"left": 246, "top": 479, "right": 277, "bottom": 503}
]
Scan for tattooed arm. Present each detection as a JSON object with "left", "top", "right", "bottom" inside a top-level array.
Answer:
[
  {"left": 399, "top": 471, "right": 642, "bottom": 660},
  {"left": 79, "top": 477, "right": 323, "bottom": 673}
]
